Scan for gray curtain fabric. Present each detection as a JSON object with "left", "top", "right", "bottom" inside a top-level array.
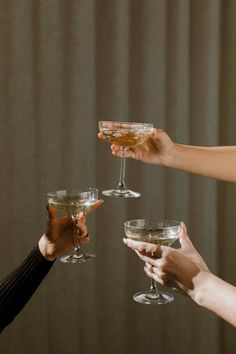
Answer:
[{"left": 0, "top": 0, "right": 236, "bottom": 353}]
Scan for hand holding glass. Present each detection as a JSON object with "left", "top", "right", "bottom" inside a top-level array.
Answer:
[
  {"left": 47, "top": 188, "right": 98, "bottom": 264},
  {"left": 124, "top": 219, "right": 181, "bottom": 304},
  {"left": 99, "top": 121, "right": 153, "bottom": 197}
]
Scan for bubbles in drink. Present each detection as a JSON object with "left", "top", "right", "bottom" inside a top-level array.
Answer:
[
  {"left": 124, "top": 227, "right": 178, "bottom": 246},
  {"left": 100, "top": 128, "right": 151, "bottom": 147},
  {"left": 48, "top": 199, "right": 95, "bottom": 218}
]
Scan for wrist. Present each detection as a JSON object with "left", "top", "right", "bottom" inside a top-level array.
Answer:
[
  {"left": 190, "top": 270, "right": 213, "bottom": 306},
  {"left": 162, "top": 143, "right": 180, "bottom": 168},
  {"left": 38, "top": 235, "right": 56, "bottom": 262}
]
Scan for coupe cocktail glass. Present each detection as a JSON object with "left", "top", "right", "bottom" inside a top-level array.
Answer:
[
  {"left": 47, "top": 188, "right": 98, "bottom": 263},
  {"left": 124, "top": 219, "right": 181, "bottom": 304},
  {"left": 99, "top": 121, "right": 153, "bottom": 198}
]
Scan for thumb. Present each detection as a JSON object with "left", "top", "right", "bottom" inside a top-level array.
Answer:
[
  {"left": 179, "top": 222, "right": 193, "bottom": 250},
  {"left": 78, "top": 211, "right": 86, "bottom": 224},
  {"left": 151, "top": 128, "right": 163, "bottom": 139},
  {"left": 179, "top": 222, "right": 188, "bottom": 241},
  {"left": 151, "top": 128, "right": 169, "bottom": 140}
]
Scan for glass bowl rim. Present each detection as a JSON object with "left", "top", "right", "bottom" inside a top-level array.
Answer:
[
  {"left": 99, "top": 120, "right": 154, "bottom": 127},
  {"left": 47, "top": 188, "right": 98, "bottom": 199},
  {"left": 124, "top": 219, "right": 182, "bottom": 230}
]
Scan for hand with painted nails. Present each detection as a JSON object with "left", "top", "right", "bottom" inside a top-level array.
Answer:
[
  {"left": 123, "top": 223, "right": 236, "bottom": 327},
  {"left": 0, "top": 200, "right": 104, "bottom": 333},
  {"left": 99, "top": 127, "right": 236, "bottom": 182},
  {"left": 123, "top": 223, "right": 209, "bottom": 298},
  {"left": 98, "top": 128, "right": 174, "bottom": 166},
  {"left": 39, "top": 199, "right": 103, "bottom": 261}
]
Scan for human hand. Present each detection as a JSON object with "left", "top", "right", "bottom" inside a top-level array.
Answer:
[
  {"left": 123, "top": 223, "right": 210, "bottom": 300},
  {"left": 38, "top": 199, "right": 103, "bottom": 261},
  {"left": 98, "top": 128, "right": 175, "bottom": 166}
]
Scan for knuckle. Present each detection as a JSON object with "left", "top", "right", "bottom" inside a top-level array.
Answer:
[
  {"left": 151, "top": 245, "right": 160, "bottom": 258},
  {"left": 159, "top": 262, "right": 168, "bottom": 272},
  {"left": 159, "top": 272, "right": 168, "bottom": 283},
  {"left": 162, "top": 249, "right": 173, "bottom": 262}
]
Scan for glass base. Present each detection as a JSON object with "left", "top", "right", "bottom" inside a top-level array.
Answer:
[
  {"left": 59, "top": 252, "right": 96, "bottom": 264},
  {"left": 133, "top": 290, "right": 174, "bottom": 305},
  {"left": 102, "top": 188, "right": 140, "bottom": 198}
]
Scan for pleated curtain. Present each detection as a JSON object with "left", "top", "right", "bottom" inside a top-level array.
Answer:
[{"left": 0, "top": 1, "right": 236, "bottom": 353}]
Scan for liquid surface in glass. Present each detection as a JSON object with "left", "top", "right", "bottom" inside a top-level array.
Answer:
[
  {"left": 100, "top": 128, "right": 151, "bottom": 147},
  {"left": 124, "top": 227, "right": 178, "bottom": 246},
  {"left": 48, "top": 199, "right": 95, "bottom": 217}
]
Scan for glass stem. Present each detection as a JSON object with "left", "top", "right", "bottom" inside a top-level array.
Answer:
[
  {"left": 150, "top": 279, "right": 159, "bottom": 295},
  {"left": 72, "top": 215, "right": 83, "bottom": 254},
  {"left": 75, "top": 246, "right": 82, "bottom": 253},
  {"left": 117, "top": 147, "right": 127, "bottom": 190}
]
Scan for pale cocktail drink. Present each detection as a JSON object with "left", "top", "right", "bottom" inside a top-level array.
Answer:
[
  {"left": 124, "top": 227, "right": 178, "bottom": 247},
  {"left": 48, "top": 199, "right": 95, "bottom": 218},
  {"left": 100, "top": 128, "right": 151, "bottom": 147},
  {"left": 99, "top": 121, "right": 153, "bottom": 198}
]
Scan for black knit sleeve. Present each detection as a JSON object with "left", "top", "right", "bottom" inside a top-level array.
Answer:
[{"left": 0, "top": 245, "right": 55, "bottom": 333}]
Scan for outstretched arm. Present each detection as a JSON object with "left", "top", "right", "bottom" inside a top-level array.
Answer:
[
  {"left": 168, "top": 143, "right": 236, "bottom": 182},
  {"left": 0, "top": 245, "right": 55, "bottom": 333},
  {"left": 99, "top": 128, "right": 236, "bottom": 182},
  {"left": 0, "top": 200, "right": 103, "bottom": 332}
]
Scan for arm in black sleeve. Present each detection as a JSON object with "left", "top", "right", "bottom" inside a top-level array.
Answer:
[{"left": 0, "top": 245, "right": 55, "bottom": 333}]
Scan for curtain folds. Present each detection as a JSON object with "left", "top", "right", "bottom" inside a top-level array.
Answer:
[{"left": 1, "top": 1, "right": 236, "bottom": 353}]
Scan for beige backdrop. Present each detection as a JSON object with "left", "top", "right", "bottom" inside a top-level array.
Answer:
[{"left": 0, "top": 0, "right": 236, "bottom": 353}]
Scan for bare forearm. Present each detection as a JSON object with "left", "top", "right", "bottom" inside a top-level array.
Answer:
[
  {"left": 193, "top": 272, "right": 236, "bottom": 327},
  {"left": 166, "top": 144, "right": 236, "bottom": 182}
]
